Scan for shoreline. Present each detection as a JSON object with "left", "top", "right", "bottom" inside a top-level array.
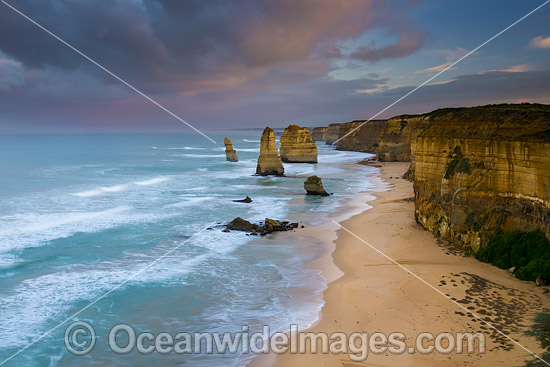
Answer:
[{"left": 250, "top": 161, "right": 549, "bottom": 367}]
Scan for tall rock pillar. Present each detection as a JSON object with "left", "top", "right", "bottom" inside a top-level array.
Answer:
[{"left": 256, "top": 127, "right": 284, "bottom": 176}]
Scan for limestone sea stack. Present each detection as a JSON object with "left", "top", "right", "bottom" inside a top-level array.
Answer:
[
  {"left": 256, "top": 127, "right": 284, "bottom": 176},
  {"left": 224, "top": 138, "right": 238, "bottom": 162},
  {"left": 304, "top": 175, "right": 329, "bottom": 196},
  {"left": 279, "top": 124, "right": 318, "bottom": 163}
]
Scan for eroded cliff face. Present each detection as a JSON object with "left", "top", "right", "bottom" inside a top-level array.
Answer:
[
  {"left": 334, "top": 120, "right": 386, "bottom": 152},
  {"left": 325, "top": 124, "right": 341, "bottom": 145},
  {"left": 311, "top": 127, "right": 328, "bottom": 141},
  {"left": 332, "top": 116, "right": 430, "bottom": 161},
  {"left": 280, "top": 125, "right": 318, "bottom": 163},
  {"left": 374, "top": 116, "right": 431, "bottom": 162},
  {"left": 412, "top": 105, "right": 550, "bottom": 251}
]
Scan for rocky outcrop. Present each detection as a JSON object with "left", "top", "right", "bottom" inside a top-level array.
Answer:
[
  {"left": 233, "top": 196, "right": 252, "bottom": 203},
  {"left": 412, "top": 104, "right": 550, "bottom": 252},
  {"left": 224, "top": 138, "right": 238, "bottom": 162},
  {"left": 335, "top": 120, "right": 387, "bottom": 152},
  {"left": 256, "top": 127, "right": 284, "bottom": 176},
  {"left": 279, "top": 125, "right": 318, "bottom": 163},
  {"left": 325, "top": 123, "right": 341, "bottom": 145},
  {"left": 311, "top": 127, "right": 328, "bottom": 141},
  {"left": 226, "top": 217, "right": 259, "bottom": 232},
  {"left": 304, "top": 175, "right": 329, "bottom": 196},
  {"left": 225, "top": 217, "right": 300, "bottom": 236}
]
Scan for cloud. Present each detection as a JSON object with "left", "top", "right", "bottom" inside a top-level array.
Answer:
[
  {"left": 0, "top": 0, "right": 422, "bottom": 98},
  {"left": 530, "top": 36, "right": 550, "bottom": 49},
  {"left": 370, "top": 70, "right": 550, "bottom": 116},
  {"left": 493, "top": 64, "right": 531, "bottom": 73},
  {"left": 350, "top": 30, "right": 427, "bottom": 62},
  {"left": 415, "top": 47, "right": 471, "bottom": 74},
  {"left": 202, "top": 70, "right": 550, "bottom": 128},
  {"left": 427, "top": 79, "right": 456, "bottom": 86},
  {"left": 415, "top": 61, "right": 456, "bottom": 74},
  {"left": 0, "top": 0, "right": 429, "bottom": 123},
  {"left": 1, "top": 67, "right": 549, "bottom": 133},
  {"left": 0, "top": 54, "right": 24, "bottom": 91}
]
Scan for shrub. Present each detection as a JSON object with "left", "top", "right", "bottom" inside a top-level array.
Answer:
[
  {"left": 444, "top": 146, "right": 472, "bottom": 178},
  {"left": 475, "top": 230, "right": 550, "bottom": 282}
]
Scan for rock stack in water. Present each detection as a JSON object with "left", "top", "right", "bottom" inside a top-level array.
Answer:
[
  {"left": 256, "top": 127, "right": 284, "bottom": 176},
  {"left": 279, "top": 125, "right": 318, "bottom": 163},
  {"left": 304, "top": 175, "right": 329, "bottom": 196},
  {"left": 224, "top": 138, "right": 238, "bottom": 162}
]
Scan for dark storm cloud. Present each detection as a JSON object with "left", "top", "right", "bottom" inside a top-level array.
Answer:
[
  {"left": 0, "top": 0, "right": 424, "bottom": 95},
  {"left": 9, "top": 0, "right": 545, "bottom": 133}
]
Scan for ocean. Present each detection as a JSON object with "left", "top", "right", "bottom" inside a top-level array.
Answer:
[{"left": 0, "top": 132, "right": 379, "bottom": 366}]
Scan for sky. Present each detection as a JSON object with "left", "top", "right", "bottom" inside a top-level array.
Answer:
[{"left": 0, "top": 0, "right": 549, "bottom": 134}]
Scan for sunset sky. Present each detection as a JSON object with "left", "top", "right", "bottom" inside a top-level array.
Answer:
[{"left": 0, "top": 0, "right": 549, "bottom": 134}]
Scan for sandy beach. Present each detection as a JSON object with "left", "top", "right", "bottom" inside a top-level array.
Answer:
[{"left": 251, "top": 161, "right": 550, "bottom": 367}]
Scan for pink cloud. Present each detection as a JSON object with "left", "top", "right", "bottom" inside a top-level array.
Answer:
[
  {"left": 530, "top": 36, "right": 550, "bottom": 49},
  {"left": 350, "top": 30, "right": 427, "bottom": 62}
]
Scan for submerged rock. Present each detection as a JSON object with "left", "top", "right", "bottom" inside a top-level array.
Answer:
[
  {"left": 280, "top": 124, "right": 318, "bottom": 163},
  {"left": 233, "top": 196, "right": 252, "bottom": 203},
  {"left": 304, "top": 175, "right": 329, "bottom": 196},
  {"left": 224, "top": 138, "right": 238, "bottom": 162},
  {"left": 256, "top": 127, "right": 284, "bottom": 176}
]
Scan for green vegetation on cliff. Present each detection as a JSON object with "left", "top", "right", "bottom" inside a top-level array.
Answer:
[
  {"left": 475, "top": 230, "right": 550, "bottom": 281},
  {"left": 444, "top": 146, "right": 471, "bottom": 179},
  {"left": 524, "top": 313, "right": 550, "bottom": 367}
]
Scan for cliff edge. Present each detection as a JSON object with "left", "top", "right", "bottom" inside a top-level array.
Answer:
[{"left": 412, "top": 104, "right": 550, "bottom": 251}]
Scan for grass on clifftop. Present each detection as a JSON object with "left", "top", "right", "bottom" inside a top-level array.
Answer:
[{"left": 475, "top": 230, "right": 550, "bottom": 282}]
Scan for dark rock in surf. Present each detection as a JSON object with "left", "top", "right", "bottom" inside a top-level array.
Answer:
[{"left": 233, "top": 196, "right": 253, "bottom": 203}]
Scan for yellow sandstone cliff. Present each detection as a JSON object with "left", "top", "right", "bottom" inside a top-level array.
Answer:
[
  {"left": 335, "top": 120, "right": 387, "bottom": 152},
  {"left": 303, "top": 104, "right": 550, "bottom": 250},
  {"left": 311, "top": 127, "right": 328, "bottom": 141},
  {"left": 325, "top": 123, "right": 341, "bottom": 145},
  {"left": 256, "top": 127, "right": 285, "bottom": 176},
  {"left": 332, "top": 116, "right": 430, "bottom": 162},
  {"left": 279, "top": 125, "right": 318, "bottom": 163},
  {"left": 374, "top": 115, "right": 431, "bottom": 162},
  {"left": 412, "top": 105, "right": 550, "bottom": 251}
]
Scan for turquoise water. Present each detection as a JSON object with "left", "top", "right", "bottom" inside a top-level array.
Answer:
[{"left": 0, "top": 132, "right": 377, "bottom": 366}]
